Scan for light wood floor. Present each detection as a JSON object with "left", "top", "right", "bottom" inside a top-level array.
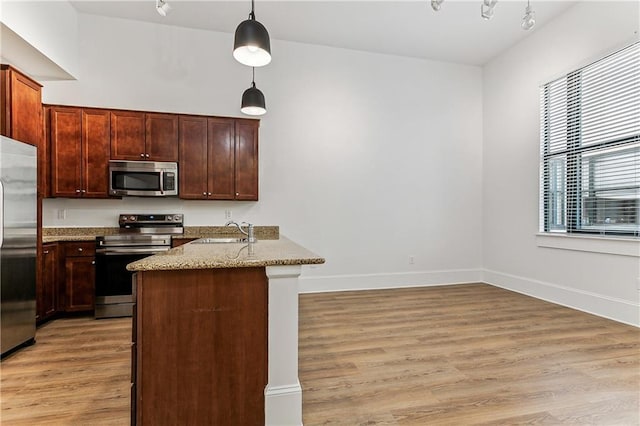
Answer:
[{"left": 1, "top": 284, "right": 638, "bottom": 425}]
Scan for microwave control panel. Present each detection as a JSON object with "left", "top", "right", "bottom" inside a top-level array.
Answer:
[{"left": 164, "top": 172, "right": 176, "bottom": 191}]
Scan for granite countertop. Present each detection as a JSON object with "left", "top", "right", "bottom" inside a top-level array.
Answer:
[
  {"left": 42, "top": 226, "right": 280, "bottom": 243},
  {"left": 126, "top": 236, "right": 325, "bottom": 272}
]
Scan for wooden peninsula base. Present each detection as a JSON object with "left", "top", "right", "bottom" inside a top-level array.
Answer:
[{"left": 127, "top": 237, "right": 324, "bottom": 426}]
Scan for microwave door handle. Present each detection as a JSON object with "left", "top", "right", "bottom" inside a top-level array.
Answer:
[{"left": 159, "top": 171, "right": 164, "bottom": 195}]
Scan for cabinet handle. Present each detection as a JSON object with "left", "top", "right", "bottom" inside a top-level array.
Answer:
[
  {"left": 236, "top": 192, "right": 239, "bottom": 196},
  {"left": 43, "top": 250, "right": 49, "bottom": 254},
  {"left": 91, "top": 260, "right": 95, "bottom": 265},
  {"left": 76, "top": 189, "right": 81, "bottom": 193},
  {"left": 81, "top": 189, "right": 86, "bottom": 193},
  {"left": 203, "top": 192, "right": 207, "bottom": 196},
  {"left": 145, "top": 154, "right": 150, "bottom": 158},
  {"left": 78, "top": 247, "right": 83, "bottom": 252},
  {"left": 207, "top": 192, "right": 212, "bottom": 196},
  {"left": 140, "top": 153, "right": 145, "bottom": 158}
]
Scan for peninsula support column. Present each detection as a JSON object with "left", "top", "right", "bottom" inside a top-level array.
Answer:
[{"left": 265, "top": 265, "right": 303, "bottom": 425}]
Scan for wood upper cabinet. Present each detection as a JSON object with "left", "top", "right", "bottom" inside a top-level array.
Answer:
[
  {"left": 111, "top": 110, "right": 178, "bottom": 162},
  {"left": 208, "top": 118, "right": 236, "bottom": 200},
  {"left": 146, "top": 113, "right": 178, "bottom": 161},
  {"left": 178, "top": 116, "right": 208, "bottom": 199},
  {"left": 110, "top": 110, "right": 145, "bottom": 160},
  {"left": 0, "top": 64, "right": 42, "bottom": 147},
  {"left": 37, "top": 243, "right": 59, "bottom": 323},
  {"left": 234, "top": 119, "right": 259, "bottom": 201},
  {"left": 50, "top": 106, "right": 110, "bottom": 198},
  {"left": 179, "top": 116, "right": 258, "bottom": 201}
]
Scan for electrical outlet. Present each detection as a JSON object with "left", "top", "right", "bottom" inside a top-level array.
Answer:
[
  {"left": 57, "top": 209, "right": 66, "bottom": 220},
  {"left": 408, "top": 255, "right": 415, "bottom": 265},
  {"left": 225, "top": 210, "right": 232, "bottom": 220}
]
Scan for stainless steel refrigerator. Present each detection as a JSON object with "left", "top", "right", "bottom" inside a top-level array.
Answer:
[{"left": 0, "top": 135, "right": 37, "bottom": 357}]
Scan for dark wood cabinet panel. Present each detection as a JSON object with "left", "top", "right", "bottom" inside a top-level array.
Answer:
[
  {"left": 234, "top": 119, "right": 259, "bottom": 201},
  {"left": 146, "top": 113, "right": 178, "bottom": 162},
  {"left": 170, "top": 238, "right": 196, "bottom": 248},
  {"left": 37, "top": 243, "right": 59, "bottom": 322},
  {"left": 50, "top": 107, "right": 83, "bottom": 197},
  {"left": 208, "top": 117, "right": 235, "bottom": 200},
  {"left": 178, "top": 116, "right": 208, "bottom": 199},
  {"left": 49, "top": 106, "right": 110, "bottom": 198},
  {"left": 81, "top": 109, "right": 111, "bottom": 198},
  {"left": 110, "top": 110, "right": 146, "bottom": 160},
  {"left": 134, "top": 268, "right": 267, "bottom": 425},
  {"left": 63, "top": 242, "right": 95, "bottom": 312},
  {"left": 0, "top": 64, "right": 42, "bottom": 147}
]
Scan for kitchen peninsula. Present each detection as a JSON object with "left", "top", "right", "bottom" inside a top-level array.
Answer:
[{"left": 127, "top": 236, "right": 324, "bottom": 426}]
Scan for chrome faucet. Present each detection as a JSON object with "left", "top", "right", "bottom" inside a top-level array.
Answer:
[{"left": 225, "top": 220, "right": 256, "bottom": 243}]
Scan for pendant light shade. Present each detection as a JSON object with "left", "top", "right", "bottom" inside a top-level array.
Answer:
[
  {"left": 233, "top": 0, "right": 271, "bottom": 67},
  {"left": 241, "top": 69, "right": 266, "bottom": 116}
]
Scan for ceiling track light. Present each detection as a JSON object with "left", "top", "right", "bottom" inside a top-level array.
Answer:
[
  {"left": 431, "top": 0, "right": 444, "bottom": 12},
  {"left": 522, "top": 0, "right": 536, "bottom": 31},
  {"left": 156, "top": 0, "right": 170, "bottom": 17},
  {"left": 241, "top": 68, "right": 266, "bottom": 116},
  {"left": 480, "top": 0, "right": 498, "bottom": 20},
  {"left": 233, "top": 0, "right": 272, "bottom": 67}
]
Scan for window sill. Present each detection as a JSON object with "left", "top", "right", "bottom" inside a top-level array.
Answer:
[{"left": 536, "top": 233, "right": 640, "bottom": 257}]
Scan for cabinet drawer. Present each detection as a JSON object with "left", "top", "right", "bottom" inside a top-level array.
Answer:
[{"left": 63, "top": 241, "right": 96, "bottom": 257}]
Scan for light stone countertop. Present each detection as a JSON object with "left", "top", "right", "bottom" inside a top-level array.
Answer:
[
  {"left": 126, "top": 236, "right": 325, "bottom": 271},
  {"left": 41, "top": 226, "right": 279, "bottom": 243}
]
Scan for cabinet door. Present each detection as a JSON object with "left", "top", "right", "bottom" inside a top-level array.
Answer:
[
  {"left": 146, "top": 113, "right": 178, "bottom": 162},
  {"left": 111, "top": 110, "right": 146, "bottom": 160},
  {"left": 50, "top": 107, "right": 82, "bottom": 197},
  {"left": 234, "top": 119, "right": 259, "bottom": 201},
  {"left": 0, "top": 65, "right": 42, "bottom": 147},
  {"left": 178, "top": 116, "right": 208, "bottom": 199},
  {"left": 82, "top": 109, "right": 111, "bottom": 198},
  {"left": 65, "top": 256, "right": 95, "bottom": 312},
  {"left": 38, "top": 244, "right": 58, "bottom": 321},
  {"left": 207, "top": 117, "right": 235, "bottom": 200}
]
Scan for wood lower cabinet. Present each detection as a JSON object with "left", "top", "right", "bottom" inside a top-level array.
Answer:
[
  {"left": 62, "top": 242, "right": 96, "bottom": 312},
  {"left": 0, "top": 64, "right": 42, "bottom": 147},
  {"left": 179, "top": 117, "right": 258, "bottom": 201},
  {"left": 133, "top": 268, "right": 267, "bottom": 425},
  {"left": 49, "top": 106, "right": 110, "bottom": 198},
  {"left": 37, "top": 243, "right": 59, "bottom": 323},
  {"left": 111, "top": 110, "right": 178, "bottom": 162},
  {"left": 170, "top": 238, "right": 196, "bottom": 248}
]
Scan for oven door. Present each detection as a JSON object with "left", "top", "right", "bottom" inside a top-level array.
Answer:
[{"left": 94, "top": 247, "right": 167, "bottom": 318}]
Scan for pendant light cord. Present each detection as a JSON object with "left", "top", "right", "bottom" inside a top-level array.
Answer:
[
  {"left": 249, "top": 0, "right": 255, "bottom": 20},
  {"left": 252, "top": 67, "right": 256, "bottom": 88}
]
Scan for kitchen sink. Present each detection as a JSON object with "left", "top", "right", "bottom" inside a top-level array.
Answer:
[{"left": 192, "top": 237, "right": 247, "bottom": 244}]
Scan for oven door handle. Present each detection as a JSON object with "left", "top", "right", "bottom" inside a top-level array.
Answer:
[{"left": 96, "top": 247, "right": 170, "bottom": 255}]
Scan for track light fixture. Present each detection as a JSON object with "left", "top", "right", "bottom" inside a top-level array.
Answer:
[
  {"left": 233, "top": 0, "right": 271, "bottom": 67},
  {"left": 431, "top": 0, "right": 444, "bottom": 12},
  {"left": 156, "top": 0, "right": 170, "bottom": 16},
  {"left": 521, "top": 0, "right": 536, "bottom": 30},
  {"left": 241, "top": 68, "right": 266, "bottom": 116},
  {"left": 480, "top": 0, "right": 498, "bottom": 20}
]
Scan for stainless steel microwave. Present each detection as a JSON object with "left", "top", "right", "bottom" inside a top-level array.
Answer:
[{"left": 109, "top": 160, "right": 178, "bottom": 197}]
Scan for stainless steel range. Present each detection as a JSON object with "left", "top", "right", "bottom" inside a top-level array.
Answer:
[{"left": 95, "top": 214, "right": 183, "bottom": 319}]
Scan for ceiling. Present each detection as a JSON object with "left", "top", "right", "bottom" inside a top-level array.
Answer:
[{"left": 70, "top": 0, "right": 578, "bottom": 65}]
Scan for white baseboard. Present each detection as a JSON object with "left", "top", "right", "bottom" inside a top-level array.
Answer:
[
  {"left": 264, "top": 382, "right": 302, "bottom": 426},
  {"left": 299, "top": 269, "right": 483, "bottom": 293},
  {"left": 483, "top": 269, "right": 640, "bottom": 327}
]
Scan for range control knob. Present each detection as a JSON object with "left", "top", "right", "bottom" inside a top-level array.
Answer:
[
  {"left": 173, "top": 215, "right": 181, "bottom": 222},
  {"left": 129, "top": 216, "right": 137, "bottom": 221}
]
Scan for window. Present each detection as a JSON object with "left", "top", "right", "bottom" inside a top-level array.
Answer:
[{"left": 540, "top": 42, "right": 640, "bottom": 237}]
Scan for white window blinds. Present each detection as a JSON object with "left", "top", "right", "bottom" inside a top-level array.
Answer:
[{"left": 540, "top": 41, "right": 640, "bottom": 237}]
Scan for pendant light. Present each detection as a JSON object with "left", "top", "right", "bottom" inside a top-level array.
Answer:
[
  {"left": 155, "top": 0, "right": 170, "bottom": 16},
  {"left": 233, "top": 0, "right": 271, "bottom": 67},
  {"left": 241, "top": 68, "right": 266, "bottom": 116},
  {"left": 521, "top": 0, "right": 536, "bottom": 31}
]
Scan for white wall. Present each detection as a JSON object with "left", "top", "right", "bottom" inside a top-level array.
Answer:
[
  {"left": 0, "top": 1, "right": 79, "bottom": 79},
  {"left": 482, "top": 1, "right": 640, "bottom": 326},
  {"left": 42, "top": 13, "right": 484, "bottom": 290}
]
